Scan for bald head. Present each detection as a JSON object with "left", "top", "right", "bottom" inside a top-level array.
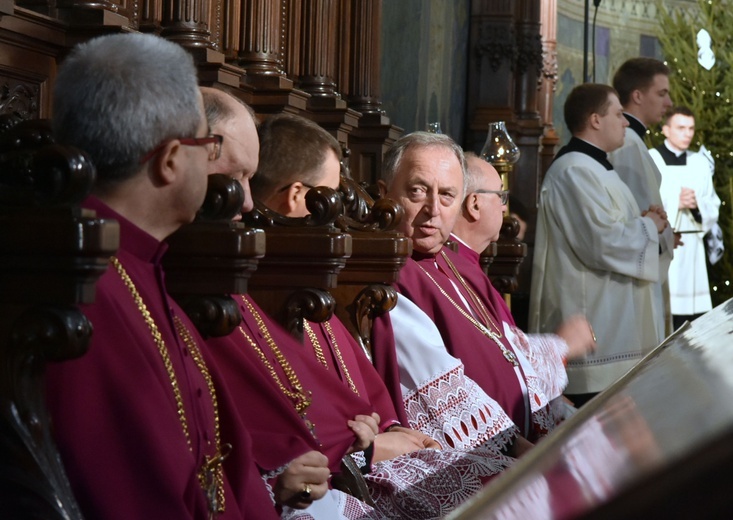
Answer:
[
  {"left": 201, "top": 87, "right": 259, "bottom": 214},
  {"left": 452, "top": 154, "right": 506, "bottom": 253}
]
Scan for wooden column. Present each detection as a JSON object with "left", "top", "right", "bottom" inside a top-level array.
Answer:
[
  {"left": 159, "top": 0, "right": 246, "bottom": 90},
  {"left": 232, "top": 0, "right": 308, "bottom": 114},
  {"left": 293, "top": 0, "right": 359, "bottom": 145},
  {"left": 50, "top": 0, "right": 131, "bottom": 27},
  {"left": 539, "top": 0, "right": 560, "bottom": 178},
  {"left": 297, "top": 0, "right": 341, "bottom": 105},
  {"left": 511, "top": 0, "right": 543, "bottom": 218},
  {"left": 343, "top": 0, "right": 401, "bottom": 185},
  {"left": 466, "top": 0, "right": 543, "bottom": 326},
  {"left": 160, "top": 0, "right": 215, "bottom": 48}
]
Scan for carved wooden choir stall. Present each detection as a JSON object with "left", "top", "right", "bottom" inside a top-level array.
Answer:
[
  {"left": 5, "top": 0, "right": 733, "bottom": 518},
  {"left": 0, "top": 117, "right": 118, "bottom": 519}
]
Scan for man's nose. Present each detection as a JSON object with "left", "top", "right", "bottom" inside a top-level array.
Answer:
[
  {"left": 424, "top": 193, "right": 440, "bottom": 217},
  {"left": 240, "top": 179, "right": 254, "bottom": 214}
]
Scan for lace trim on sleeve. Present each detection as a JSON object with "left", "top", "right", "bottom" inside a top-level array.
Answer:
[
  {"left": 402, "top": 360, "right": 519, "bottom": 454},
  {"left": 506, "top": 325, "right": 569, "bottom": 400}
]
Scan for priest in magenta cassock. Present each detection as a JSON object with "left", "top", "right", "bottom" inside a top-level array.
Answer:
[
  {"left": 450, "top": 153, "right": 596, "bottom": 416},
  {"left": 374, "top": 131, "right": 580, "bottom": 442},
  {"left": 44, "top": 34, "right": 279, "bottom": 520},
  {"left": 228, "top": 110, "right": 524, "bottom": 519}
]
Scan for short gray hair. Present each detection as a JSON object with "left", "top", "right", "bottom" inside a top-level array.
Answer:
[
  {"left": 381, "top": 131, "right": 467, "bottom": 195},
  {"left": 52, "top": 33, "right": 202, "bottom": 187}
]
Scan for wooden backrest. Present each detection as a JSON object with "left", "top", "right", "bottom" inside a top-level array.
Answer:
[
  {"left": 0, "top": 116, "right": 118, "bottom": 519},
  {"left": 485, "top": 215, "right": 527, "bottom": 294},
  {"left": 164, "top": 174, "right": 265, "bottom": 338},
  {"left": 242, "top": 186, "right": 352, "bottom": 339},
  {"left": 329, "top": 176, "right": 410, "bottom": 359}
]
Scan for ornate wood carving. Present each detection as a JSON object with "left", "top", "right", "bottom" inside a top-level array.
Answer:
[
  {"left": 0, "top": 82, "right": 40, "bottom": 121},
  {"left": 0, "top": 116, "right": 118, "bottom": 519},
  {"left": 475, "top": 23, "right": 516, "bottom": 73},
  {"left": 165, "top": 174, "right": 265, "bottom": 337},
  {"left": 243, "top": 186, "right": 351, "bottom": 331},
  {"left": 343, "top": 283, "right": 397, "bottom": 360},
  {"left": 334, "top": 176, "right": 410, "bottom": 285},
  {"left": 485, "top": 215, "right": 526, "bottom": 294},
  {"left": 341, "top": 0, "right": 402, "bottom": 184},
  {"left": 283, "top": 288, "right": 334, "bottom": 340},
  {"left": 328, "top": 175, "right": 408, "bottom": 355},
  {"left": 336, "top": 175, "right": 402, "bottom": 233}
]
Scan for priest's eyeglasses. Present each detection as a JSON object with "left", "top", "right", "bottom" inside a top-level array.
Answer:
[
  {"left": 140, "top": 134, "right": 224, "bottom": 164},
  {"left": 474, "top": 189, "right": 509, "bottom": 205}
]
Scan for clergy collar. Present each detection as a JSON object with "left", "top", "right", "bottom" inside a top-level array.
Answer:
[
  {"left": 655, "top": 141, "right": 687, "bottom": 166},
  {"left": 83, "top": 195, "right": 168, "bottom": 264},
  {"left": 411, "top": 249, "right": 438, "bottom": 262},
  {"left": 554, "top": 136, "right": 614, "bottom": 171},
  {"left": 449, "top": 234, "right": 481, "bottom": 261},
  {"left": 623, "top": 112, "right": 647, "bottom": 139}
]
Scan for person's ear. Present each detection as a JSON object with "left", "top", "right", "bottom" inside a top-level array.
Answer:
[
  {"left": 150, "top": 140, "right": 183, "bottom": 186},
  {"left": 661, "top": 124, "right": 671, "bottom": 139},
  {"left": 284, "top": 181, "right": 309, "bottom": 216},
  {"left": 465, "top": 193, "right": 481, "bottom": 222},
  {"left": 588, "top": 112, "right": 602, "bottom": 131},
  {"left": 631, "top": 88, "right": 644, "bottom": 106},
  {"left": 376, "top": 179, "right": 388, "bottom": 198}
]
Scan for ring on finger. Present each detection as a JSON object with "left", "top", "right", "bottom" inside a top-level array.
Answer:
[{"left": 300, "top": 482, "right": 312, "bottom": 501}]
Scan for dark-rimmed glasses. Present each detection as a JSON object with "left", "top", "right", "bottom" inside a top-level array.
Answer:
[
  {"left": 140, "top": 134, "right": 223, "bottom": 164},
  {"left": 474, "top": 189, "right": 509, "bottom": 205}
]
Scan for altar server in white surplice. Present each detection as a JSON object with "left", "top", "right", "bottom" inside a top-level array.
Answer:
[
  {"left": 608, "top": 57, "right": 676, "bottom": 340},
  {"left": 649, "top": 106, "right": 721, "bottom": 330},
  {"left": 530, "top": 84, "right": 670, "bottom": 405}
]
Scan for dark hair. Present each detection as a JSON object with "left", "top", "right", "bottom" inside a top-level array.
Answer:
[
  {"left": 663, "top": 105, "right": 695, "bottom": 125},
  {"left": 251, "top": 113, "right": 342, "bottom": 200},
  {"left": 564, "top": 83, "right": 618, "bottom": 134},
  {"left": 612, "top": 57, "right": 670, "bottom": 106}
]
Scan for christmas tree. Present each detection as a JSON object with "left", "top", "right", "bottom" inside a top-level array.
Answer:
[{"left": 652, "top": 0, "right": 733, "bottom": 305}]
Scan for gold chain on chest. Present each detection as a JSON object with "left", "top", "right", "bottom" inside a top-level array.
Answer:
[
  {"left": 440, "top": 251, "right": 503, "bottom": 336},
  {"left": 303, "top": 320, "right": 360, "bottom": 396},
  {"left": 416, "top": 259, "right": 519, "bottom": 366},
  {"left": 110, "top": 256, "right": 226, "bottom": 515},
  {"left": 174, "top": 316, "right": 228, "bottom": 515},
  {"left": 303, "top": 320, "right": 329, "bottom": 369},
  {"left": 239, "top": 295, "right": 313, "bottom": 416}
]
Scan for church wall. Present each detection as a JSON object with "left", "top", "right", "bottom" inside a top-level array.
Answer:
[{"left": 380, "top": 0, "right": 470, "bottom": 143}]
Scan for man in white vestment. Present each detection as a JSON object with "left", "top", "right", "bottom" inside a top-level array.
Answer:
[
  {"left": 608, "top": 57, "right": 676, "bottom": 341},
  {"left": 530, "top": 84, "right": 670, "bottom": 405},
  {"left": 649, "top": 106, "right": 721, "bottom": 330}
]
